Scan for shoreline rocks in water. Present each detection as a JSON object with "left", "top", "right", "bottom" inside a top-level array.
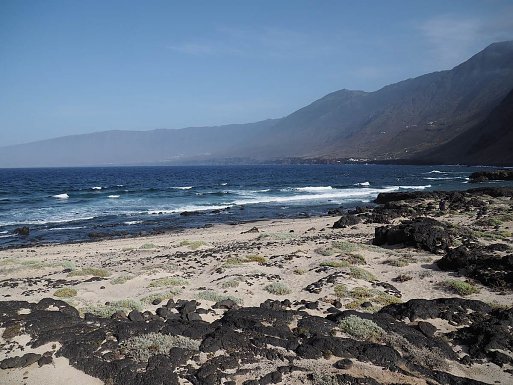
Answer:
[{"left": 469, "top": 169, "right": 513, "bottom": 182}]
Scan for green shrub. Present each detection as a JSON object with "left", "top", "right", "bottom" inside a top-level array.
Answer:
[
  {"left": 334, "top": 284, "right": 348, "bottom": 298},
  {"left": 244, "top": 255, "right": 268, "bottom": 264},
  {"left": 220, "top": 279, "right": 240, "bottom": 288},
  {"left": 54, "top": 288, "right": 77, "bottom": 298},
  {"left": 179, "top": 240, "right": 206, "bottom": 250},
  {"left": 148, "top": 277, "right": 187, "bottom": 287},
  {"left": 349, "top": 267, "right": 377, "bottom": 281},
  {"left": 121, "top": 332, "right": 200, "bottom": 362},
  {"left": 264, "top": 282, "right": 291, "bottom": 295},
  {"left": 444, "top": 280, "right": 479, "bottom": 296},
  {"left": 81, "top": 299, "right": 142, "bottom": 318},
  {"left": 110, "top": 275, "right": 135, "bottom": 285},
  {"left": 197, "top": 290, "right": 243, "bottom": 304},
  {"left": 314, "top": 247, "right": 336, "bottom": 256},
  {"left": 320, "top": 260, "right": 350, "bottom": 268},
  {"left": 139, "top": 243, "right": 157, "bottom": 250},
  {"left": 339, "top": 315, "right": 384, "bottom": 341},
  {"left": 332, "top": 241, "right": 359, "bottom": 253},
  {"left": 293, "top": 268, "right": 307, "bottom": 275},
  {"left": 68, "top": 267, "right": 111, "bottom": 278},
  {"left": 140, "top": 289, "right": 181, "bottom": 304}
]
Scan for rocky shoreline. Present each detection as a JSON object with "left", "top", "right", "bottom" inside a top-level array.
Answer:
[{"left": 1, "top": 187, "right": 512, "bottom": 384}]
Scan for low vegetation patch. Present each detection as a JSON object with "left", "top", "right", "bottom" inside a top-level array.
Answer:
[
  {"left": 148, "top": 277, "right": 188, "bottom": 287},
  {"left": 349, "top": 267, "right": 377, "bottom": 281},
  {"left": 264, "top": 282, "right": 291, "bottom": 295},
  {"left": 443, "top": 280, "right": 480, "bottom": 296},
  {"left": 121, "top": 332, "right": 200, "bottom": 362},
  {"left": 320, "top": 260, "right": 350, "bottom": 268},
  {"left": 197, "top": 290, "right": 243, "bottom": 304},
  {"left": 220, "top": 279, "right": 240, "bottom": 288},
  {"left": 68, "top": 267, "right": 111, "bottom": 278},
  {"left": 141, "top": 289, "right": 181, "bottom": 304},
  {"left": 244, "top": 255, "right": 268, "bottom": 264},
  {"left": 332, "top": 240, "right": 359, "bottom": 253},
  {"left": 110, "top": 274, "right": 135, "bottom": 285},
  {"left": 139, "top": 243, "right": 158, "bottom": 250},
  {"left": 81, "top": 299, "right": 142, "bottom": 318},
  {"left": 293, "top": 268, "right": 307, "bottom": 275},
  {"left": 179, "top": 240, "right": 207, "bottom": 250},
  {"left": 334, "top": 284, "right": 348, "bottom": 298},
  {"left": 54, "top": 288, "right": 77, "bottom": 298},
  {"left": 339, "top": 315, "right": 384, "bottom": 341}
]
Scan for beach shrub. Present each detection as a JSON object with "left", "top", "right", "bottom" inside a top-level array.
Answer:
[
  {"left": 244, "top": 255, "right": 268, "bottom": 264},
  {"left": 148, "top": 277, "right": 187, "bottom": 287},
  {"left": 68, "top": 267, "right": 111, "bottom": 278},
  {"left": 197, "top": 290, "right": 243, "bottom": 304},
  {"left": 314, "top": 247, "right": 336, "bottom": 256},
  {"left": 444, "top": 280, "right": 479, "bottom": 296},
  {"left": 60, "top": 260, "right": 76, "bottom": 270},
  {"left": 349, "top": 267, "right": 377, "bottom": 281},
  {"left": 141, "top": 289, "right": 181, "bottom": 304},
  {"left": 179, "top": 240, "right": 206, "bottom": 250},
  {"left": 384, "top": 333, "right": 448, "bottom": 370},
  {"left": 220, "top": 279, "right": 240, "bottom": 288},
  {"left": 54, "top": 288, "right": 77, "bottom": 298},
  {"left": 293, "top": 268, "right": 307, "bottom": 275},
  {"left": 139, "top": 243, "right": 157, "bottom": 250},
  {"left": 121, "top": 332, "right": 200, "bottom": 362},
  {"left": 264, "top": 282, "right": 291, "bottom": 295},
  {"left": 320, "top": 260, "right": 351, "bottom": 268},
  {"left": 334, "top": 284, "right": 348, "bottom": 298},
  {"left": 339, "top": 315, "right": 384, "bottom": 341},
  {"left": 332, "top": 240, "right": 359, "bottom": 253},
  {"left": 346, "top": 253, "right": 366, "bottom": 265},
  {"left": 81, "top": 299, "right": 142, "bottom": 318},
  {"left": 110, "top": 274, "right": 135, "bottom": 285}
]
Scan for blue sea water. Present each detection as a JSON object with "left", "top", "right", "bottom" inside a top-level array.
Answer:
[{"left": 0, "top": 164, "right": 509, "bottom": 248}]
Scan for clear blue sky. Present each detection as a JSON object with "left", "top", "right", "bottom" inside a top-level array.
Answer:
[{"left": 1, "top": 0, "right": 512, "bottom": 146}]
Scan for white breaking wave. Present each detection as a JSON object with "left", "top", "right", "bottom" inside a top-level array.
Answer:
[
  {"left": 172, "top": 186, "right": 193, "bottom": 190},
  {"left": 295, "top": 186, "right": 334, "bottom": 192},
  {"left": 91, "top": 186, "right": 102, "bottom": 190},
  {"left": 356, "top": 182, "right": 370, "bottom": 186},
  {"left": 48, "top": 226, "right": 85, "bottom": 231},
  {"left": 0, "top": 234, "right": 14, "bottom": 238},
  {"left": 0, "top": 230, "right": 8, "bottom": 234},
  {"left": 398, "top": 185, "right": 431, "bottom": 190},
  {"left": 220, "top": 182, "right": 228, "bottom": 186},
  {"left": 53, "top": 193, "right": 69, "bottom": 199},
  {"left": 428, "top": 170, "right": 444, "bottom": 174},
  {"left": 108, "top": 195, "right": 120, "bottom": 199},
  {"left": 148, "top": 204, "right": 232, "bottom": 215},
  {"left": 233, "top": 187, "right": 400, "bottom": 206},
  {"left": 124, "top": 220, "right": 143, "bottom": 225}
]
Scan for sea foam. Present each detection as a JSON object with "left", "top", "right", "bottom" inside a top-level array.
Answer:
[{"left": 53, "top": 193, "right": 69, "bottom": 199}]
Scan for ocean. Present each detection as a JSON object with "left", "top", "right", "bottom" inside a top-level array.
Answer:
[{"left": 0, "top": 164, "right": 509, "bottom": 249}]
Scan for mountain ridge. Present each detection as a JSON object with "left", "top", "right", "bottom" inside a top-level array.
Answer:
[{"left": 1, "top": 41, "right": 513, "bottom": 167}]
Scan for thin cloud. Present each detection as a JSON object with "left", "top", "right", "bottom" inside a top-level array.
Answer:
[{"left": 167, "top": 26, "right": 338, "bottom": 59}]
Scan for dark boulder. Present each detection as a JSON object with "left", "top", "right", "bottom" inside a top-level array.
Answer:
[
  {"left": 373, "top": 217, "right": 454, "bottom": 253},
  {"left": 333, "top": 214, "right": 361, "bottom": 228}
]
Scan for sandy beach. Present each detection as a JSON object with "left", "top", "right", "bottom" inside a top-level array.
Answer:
[{"left": 1, "top": 188, "right": 512, "bottom": 385}]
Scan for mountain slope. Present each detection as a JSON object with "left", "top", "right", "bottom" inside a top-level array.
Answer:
[
  {"left": 0, "top": 120, "right": 278, "bottom": 167},
  {"left": 240, "top": 41, "right": 513, "bottom": 160},
  {"left": 1, "top": 41, "right": 513, "bottom": 167},
  {"left": 416, "top": 88, "right": 513, "bottom": 165}
]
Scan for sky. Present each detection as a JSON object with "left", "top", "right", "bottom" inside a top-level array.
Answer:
[{"left": 1, "top": 0, "right": 513, "bottom": 146}]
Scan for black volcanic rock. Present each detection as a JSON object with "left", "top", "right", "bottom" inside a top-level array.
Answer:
[
  {"left": 373, "top": 217, "right": 454, "bottom": 253},
  {"left": 469, "top": 169, "right": 513, "bottom": 182}
]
